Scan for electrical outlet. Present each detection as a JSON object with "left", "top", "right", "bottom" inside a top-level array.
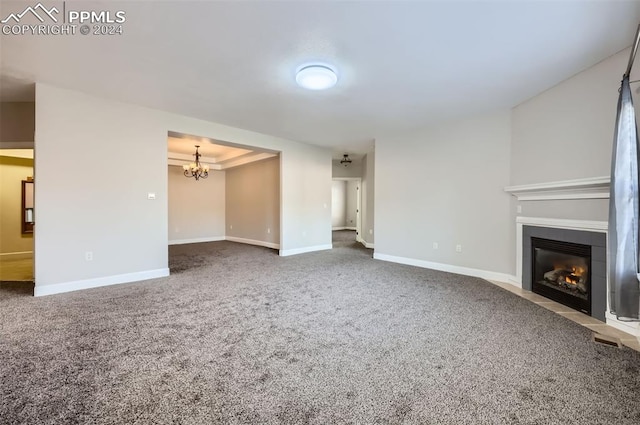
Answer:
[
  {"left": 433, "top": 242, "right": 439, "bottom": 249},
  {"left": 455, "top": 245, "right": 462, "bottom": 253},
  {"left": 85, "top": 251, "right": 93, "bottom": 261},
  {"left": 369, "top": 229, "right": 373, "bottom": 235},
  {"left": 267, "top": 228, "right": 271, "bottom": 234},
  {"left": 230, "top": 225, "right": 233, "bottom": 230}
]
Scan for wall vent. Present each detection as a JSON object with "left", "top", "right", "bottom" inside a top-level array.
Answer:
[{"left": 592, "top": 333, "right": 622, "bottom": 348}]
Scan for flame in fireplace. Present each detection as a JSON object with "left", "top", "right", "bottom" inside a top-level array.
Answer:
[{"left": 552, "top": 263, "right": 585, "bottom": 285}]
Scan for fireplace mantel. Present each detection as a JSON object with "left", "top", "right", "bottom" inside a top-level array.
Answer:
[{"left": 504, "top": 176, "right": 610, "bottom": 201}]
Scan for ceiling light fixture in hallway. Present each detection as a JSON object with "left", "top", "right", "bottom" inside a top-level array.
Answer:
[{"left": 340, "top": 154, "right": 352, "bottom": 167}]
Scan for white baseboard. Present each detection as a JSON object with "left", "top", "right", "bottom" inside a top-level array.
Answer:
[
  {"left": 372, "top": 253, "right": 513, "bottom": 283},
  {"left": 168, "top": 236, "right": 225, "bottom": 245},
  {"left": 332, "top": 227, "right": 346, "bottom": 231},
  {"left": 34, "top": 268, "right": 170, "bottom": 297},
  {"left": 358, "top": 238, "right": 374, "bottom": 249},
  {"left": 226, "top": 236, "right": 279, "bottom": 250},
  {"left": 505, "top": 276, "right": 521, "bottom": 288},
  {"left": 605, "top": 312, "right": 640, "bottom": 338},
  {"left": 280, "top": 244, "right": 332, "bottom": 257},
  {"left": 346, "top": 227, "right": 356, "bottom": 231},
  {"left": 0, "top": 251, "right": 33, "bottom": 261}
]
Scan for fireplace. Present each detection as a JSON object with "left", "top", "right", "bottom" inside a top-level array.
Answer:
[
  {"left": 531, "top": 237, "right": 591, "bottom": 315},
  {"left": 521, "top": 224, "right": 606, "bottom": 321}
]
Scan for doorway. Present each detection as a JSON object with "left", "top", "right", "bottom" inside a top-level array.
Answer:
[
  {"left": 166, "top": 131, "right": 281, "bottom": 262},
  {"left": 331, "top": 178, "right": 361, "bottom": 245},
  {"left": 0, "top": 149, "right": 35, "bottom": 290}
]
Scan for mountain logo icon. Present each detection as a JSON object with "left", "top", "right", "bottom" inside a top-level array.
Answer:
[{"left": 1, "top": 3, "right": 59, "bottom": 24}]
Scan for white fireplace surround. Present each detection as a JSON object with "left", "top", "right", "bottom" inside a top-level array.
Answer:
[{"left": 507, "top": 176, "right": 640, "bottom": 337}]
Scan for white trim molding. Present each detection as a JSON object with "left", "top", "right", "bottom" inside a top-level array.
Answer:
[
  {"left": 0, "top": 251, "right": 33, "bottom": 261},
  {"left": 226, "top": 236, "right": 280, "bottom": 250},
  {"left": 514, "top": 216, "right": 607, "bottom": 287},
  {"left": 504, "top": 176, "right": 610, "bottom": 201},
  {"left": 373, "top": 253, "right": 513, "bottom": 283},
  {"left": 279, "top": 244, "right": 332, "bottom": 257},
  {"left": 169, "top": 236, "right": 225, "bottom": 245},
  {"left": 356, "top": 236, "right": 374, "bottom": 249},
  {"left": 34, "top": 268, "right": 170, "bottom": 297},
  {"left": 605, "top": 312, "right": 640, "bottom": 337},
  {"left": 516, "top": 216, "right": 608, "bottom": 231}
]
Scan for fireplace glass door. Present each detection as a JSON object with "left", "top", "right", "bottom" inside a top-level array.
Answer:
[{"left": 531, "top": 237, "right": 591, "bottom": 315}]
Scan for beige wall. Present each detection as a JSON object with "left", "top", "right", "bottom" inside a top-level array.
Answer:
[
  {"left": 226, "top": 156, "right": 280, "bottom": 246},
  {"left": 34, "top": 84, "right": 331, "bottom": 292},
  {"left": 0, "top": 102, "right": 35, "bottom": 143},
  {"left": 375, "top": 111, "right": 512, "bottom": 276},
  {"left": 168, "top": 165, "right": 225, "bottom": 244},
  {"left": 0, "top": 155, "right": 34, "bottom": 255}
]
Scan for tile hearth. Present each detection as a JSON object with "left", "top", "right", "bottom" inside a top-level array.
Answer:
[{"left": 488, "top": 280, "right": 640, "bottom": 353}]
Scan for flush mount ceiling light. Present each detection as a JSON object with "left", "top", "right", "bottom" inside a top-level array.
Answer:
[
  {"left": 183, "top": 145, "right": 209, "bottom": 181},
  {"left": 340, "top": 154, "right": 352, "bottom": 167},
  {"left": 296, "top": 65, "right": 338, "bottom": 90}
]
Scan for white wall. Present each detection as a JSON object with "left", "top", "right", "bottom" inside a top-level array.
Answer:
[
  {"left": 511, "top": 48, "right": 636, "bottom": 222},
  {"left": 331, "top": 180, "right": 347, "bottom": 228},
  {"left": 226, "top": 156, "right": 280, "bottom": 247},
  {"left": 346, "top": 180, "right": 358, "bottom": 229},
  {"left": 361, "top": 152, "right": 375, "bottom": 246},
  {"left": 168, "top": 165, "right": 225, "bottom": 244},
  {"left": 34, "top": 84, "right": 332, "bottom": 294},
  {"left": 375, "top": 111, "right": 513, "bottom": 278},
  {"left": 512, "top": 49, "right": 631, "bottom": 186}
]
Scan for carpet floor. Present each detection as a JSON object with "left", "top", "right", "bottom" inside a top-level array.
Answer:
[{"left": 2, "top": 231, "right": 640, "bottom": 424}]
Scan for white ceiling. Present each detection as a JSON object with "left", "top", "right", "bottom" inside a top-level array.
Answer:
[{"left": 2, "top": 1, "right": 640, "bottom": 157}]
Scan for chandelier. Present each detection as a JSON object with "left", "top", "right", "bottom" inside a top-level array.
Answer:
[
  {"left": 340, "top": 154, "right": 352, "bottom": 167},
  {"left": 183, "top": 145, "right": 209, "bottom": 180}
]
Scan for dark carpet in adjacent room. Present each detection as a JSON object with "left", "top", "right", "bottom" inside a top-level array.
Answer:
[{"left": 2, "top": 231, "right": 640, "bottom": 424}]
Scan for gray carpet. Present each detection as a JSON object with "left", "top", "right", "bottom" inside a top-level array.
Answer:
[{"left": 2, "top": 231, "right": 640, "bottom": 424}]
